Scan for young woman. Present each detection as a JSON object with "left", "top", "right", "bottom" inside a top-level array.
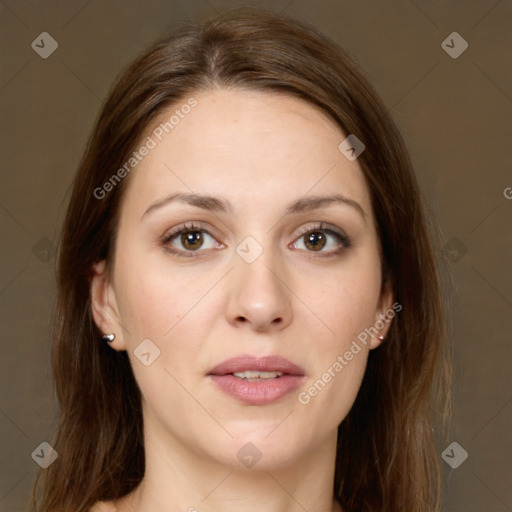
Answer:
[{"left": 31, "top": 8, "right": 451, "bottom": 512}]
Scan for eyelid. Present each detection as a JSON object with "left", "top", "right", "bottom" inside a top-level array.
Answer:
[
  {"left": 291, "top": 222, "right": 351, "bottom": 253},
  {"left": 294, "top": 222, "right": 348, "bottom": 240},
  {"left": 162, "top": 221, "right": 230, "bottom": 247},
  {"left": 162, "top": 221, "right": 213, "bottom": 242},
  {"left": 161, "top": 221, "right": 351, "bottom": 257},
  {"left": 161, "top": 221, "right": 219, "bottom": 258}
]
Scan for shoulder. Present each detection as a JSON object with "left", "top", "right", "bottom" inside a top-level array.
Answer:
[{"left": 89, "top": 501, "right": 117, "bottom": 512}]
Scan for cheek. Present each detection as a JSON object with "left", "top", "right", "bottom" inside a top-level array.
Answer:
[
  {"left": 295, "top": 277, "right": 375, "bottom": 431},
  {"left": 114, "top": 250, "right": 205, "bottom": 341},
  {"left": 297, "top": 346, "right": 368, "bottom": 441},
  {"left": 114, "top": 254, "right": 221, "bottom": 390},
  {"left": 113, "top": 259, "right": 210, "bottom": 403},
  {"left": 292, "top": 253, "right": 381, "bottom": 424},
  {"left": 294, "top": 253, "right": 382, "bottom": 345}
]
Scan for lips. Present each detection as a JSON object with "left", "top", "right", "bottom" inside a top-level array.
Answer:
[
  {"left": 207, "top": 355, "right": 305, "bottom": 405},
  {"left": 208, "top": 354, "right": 305, "bottom": 376}
]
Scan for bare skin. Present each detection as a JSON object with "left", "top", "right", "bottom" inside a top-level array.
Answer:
[{"left": 90, "top": 87, "right": 393, "bottom": 512}]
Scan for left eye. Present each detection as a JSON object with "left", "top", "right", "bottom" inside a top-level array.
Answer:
[{"left": 291, "top": 228, "right": 348, "bottom": 253}]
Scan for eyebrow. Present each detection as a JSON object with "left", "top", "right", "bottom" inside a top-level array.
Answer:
[{"left": 142, "top": 192, "right": 366, "bottom": 222}]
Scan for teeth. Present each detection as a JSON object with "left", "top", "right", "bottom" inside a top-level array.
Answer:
[{"left": 232, "top": 370, "right": 284, "bottom": 380}]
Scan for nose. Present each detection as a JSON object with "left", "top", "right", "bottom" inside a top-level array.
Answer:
[{"left": 225, "top": 248, "right": 293, "bottom": 332}]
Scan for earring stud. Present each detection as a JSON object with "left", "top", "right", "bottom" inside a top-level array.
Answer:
[
  {"left": 102, "top": 333, "right": 115, "bottom": 342},
  {"left": 377, "top": 335, "right": 385, "bottom": 340}
]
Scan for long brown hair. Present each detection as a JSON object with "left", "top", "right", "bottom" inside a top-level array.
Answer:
[{"left": 31, "top": 8, "right": 452, "bottom": 512}]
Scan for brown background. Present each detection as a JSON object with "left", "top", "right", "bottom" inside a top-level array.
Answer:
[{"left": 0, "top": 0, "right": 511, "bottom": 510}]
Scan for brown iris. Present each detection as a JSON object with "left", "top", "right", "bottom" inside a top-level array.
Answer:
[
  {"left": 181, "top": 231, "right": 203, "bottom": 250},
  {"left": 304, "top": 231, "right": 326, "bottom": 251}
]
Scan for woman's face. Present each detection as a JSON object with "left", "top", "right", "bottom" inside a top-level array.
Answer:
[{"left": 91, "top": 88, "right": 393, "bottom": 470}]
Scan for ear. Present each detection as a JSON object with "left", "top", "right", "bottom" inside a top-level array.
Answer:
[
  {"left": 89, "top": 260, "right": 127, "bottom": 351},
  {"left": 370, "top": 279, "right": 395, "bottom": 350}
]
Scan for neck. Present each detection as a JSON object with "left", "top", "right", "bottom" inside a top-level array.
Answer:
[{"left": 116, "top": 409, "right": 343, "bottom": 512}]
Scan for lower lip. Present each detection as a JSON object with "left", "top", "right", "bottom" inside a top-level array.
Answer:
[{"left": 209, "top": 374, "right": 304, "bottom": 405}]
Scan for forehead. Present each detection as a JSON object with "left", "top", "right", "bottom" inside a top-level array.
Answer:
[{"left": 120, "top": 87, "right": 372, "bottom": 222}]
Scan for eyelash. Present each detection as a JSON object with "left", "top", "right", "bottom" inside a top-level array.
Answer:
[{"left": 161, "top": 221, "right": 351, "bottom": 259}]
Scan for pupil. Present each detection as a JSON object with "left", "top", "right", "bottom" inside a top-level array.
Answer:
[
  {"left": 183, "top": 231, "right": 202, "bottom": 250},
  {"left": 305, "top": 232, "right": 325, "bottom": 251}
]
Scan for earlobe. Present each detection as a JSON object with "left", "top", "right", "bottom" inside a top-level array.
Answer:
[
  {"left": 371, "top": 333, "right": 386, "bottom": 350},
  {"left": 89, "top": 260, "right": 126, "bottom": 350},
  {"left": 370, "top": 280, "right": 395, "bottom": 349}
]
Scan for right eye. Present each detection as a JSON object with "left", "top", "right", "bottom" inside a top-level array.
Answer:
[{"left": 162, "top": 222, "right": 224, "bottom": 257}]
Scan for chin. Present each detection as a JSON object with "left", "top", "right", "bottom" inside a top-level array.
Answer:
[{"left": 206, "top": 427, "right": 308, "bottom": 471}]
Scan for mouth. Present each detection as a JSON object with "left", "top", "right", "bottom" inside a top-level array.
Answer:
[
  {"left": 208, "top": 354, "right": 305, "bottom": 377},
  {"left": 207, "top": 355, "right": 305, "bottom": 405},
  {"left": 229, "top": 370, "right": 285, "bottom": 381}
]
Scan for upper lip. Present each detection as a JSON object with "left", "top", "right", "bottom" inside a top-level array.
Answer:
[{"left": 208, "top": 355, "right": 305, "bottom": 376}]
